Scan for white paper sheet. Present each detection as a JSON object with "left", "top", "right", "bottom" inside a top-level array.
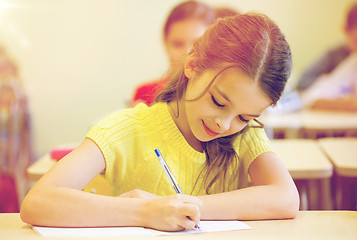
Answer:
[{"left": 32, "top": 220, "right": 252, "bottom": 237}]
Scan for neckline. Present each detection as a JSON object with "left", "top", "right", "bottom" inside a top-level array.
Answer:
[{"left": 154, "top": 102, "right": 205, "bottom": 163}]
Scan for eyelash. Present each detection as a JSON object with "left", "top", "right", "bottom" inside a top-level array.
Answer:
[
  {"left": 211, "top": 95, "right": 225, "bottom": 108},
  {"left": 238, "top": 115, "right": 249, "bottom": 123},
  {"left": 211, "top": 95, "right": 249, "bottom": 123}
]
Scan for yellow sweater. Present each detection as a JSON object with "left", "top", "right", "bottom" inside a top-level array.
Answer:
[{"left": 86, "top": 102, "right": 272, "bottom": 196}]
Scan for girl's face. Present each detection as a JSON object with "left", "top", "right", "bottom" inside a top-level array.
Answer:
[
  {"left": 181, "top": 67, "right": 272, "bottom": 145},
  {"left": 164, "top": 19, "right": 208, "bottom": 65}
]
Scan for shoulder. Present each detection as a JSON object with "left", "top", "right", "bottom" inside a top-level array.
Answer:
[
  {"left": 92, "top": 103, "right": 168, "bottom": 129},
  {"left": 86, "top": 103, "right": 169, "bottom": 154},
  {"left": 234, "top": 125, "right": 272, "bottom": 160},
  {"left": 91, "top": 104, "right": 149, "bottom": 129},
  {"left": 239, "top": 124, "right": 270, "bottom": 144}
]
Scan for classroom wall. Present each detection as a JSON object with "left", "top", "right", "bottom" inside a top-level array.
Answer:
[{"left": 0, "top": 0, "right": 354, "bottom": 157}]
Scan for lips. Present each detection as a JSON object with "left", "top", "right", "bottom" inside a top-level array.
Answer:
[{"left": 202, "top": 121, "right": 220, "bottom": 137}]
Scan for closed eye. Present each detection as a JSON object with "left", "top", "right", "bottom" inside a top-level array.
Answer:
[
  {"left": 211, "top": 95, "right": 225, "bottom": 108},
  {"left": 238, "top": 115, "right": 250, "bottom": 123}
]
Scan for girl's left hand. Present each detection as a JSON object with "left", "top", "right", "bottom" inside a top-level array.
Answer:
[{"left": 119, "top": 189, "right": 159, "bottom": 199}]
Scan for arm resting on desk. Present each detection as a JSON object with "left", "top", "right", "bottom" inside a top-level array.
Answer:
[
  {"left": 20, "top": 140, "right": 298, "bottom": 229},
  {"left": 198, "top": 152, "right": 299, "bottom": 220},
  {"left": 20, "top": 139, "right": 201, "bottom": 232}
]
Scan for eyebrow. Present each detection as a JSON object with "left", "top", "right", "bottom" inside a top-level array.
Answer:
[{"left": 214, "top": 86, "right": 261, "bottom": 118}]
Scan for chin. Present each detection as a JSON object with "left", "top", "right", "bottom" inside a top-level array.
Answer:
[
  {"left": 199, "top": 138, "right": 213, "bottom": 143},
  {"left": 195, "top": 132, "right": 218, "bottom": 142}
]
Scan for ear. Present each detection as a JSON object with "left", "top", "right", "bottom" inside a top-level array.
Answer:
[{"left": 184, "top": 53, "right": 197, "bottom": 79}]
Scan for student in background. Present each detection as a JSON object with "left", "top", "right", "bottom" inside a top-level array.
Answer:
[
  {"left": 0, "top": 46, "right": 33, "bottom": 212},
  {"left": 20, "top": 13, "right": 299, "bottom": 231},
  {"left": 130, "top": 1, "right": 215, "bottom": 107},
  {"left": 214, "top": 6, "right": 240, "bottom": 19},
  {"left": 297, "top": 3, "right": 357, "bottom": 111}
]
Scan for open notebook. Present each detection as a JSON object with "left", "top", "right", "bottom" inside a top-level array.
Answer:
[{"left": 32, "top": 220, "right": 252, "bottom": 237}]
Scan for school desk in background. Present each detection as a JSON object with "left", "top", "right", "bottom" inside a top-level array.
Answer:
[
  {"left": 318, "top": 137, "right": 357, "bottom": 210},
  {"left": 27, "top": 145, "right": 110, "bottom": 195},
  {"left": 262, "top": 108, "right": 357, "bottom": 139},
  {"left": 271, "top": 139, "right": 333, "bottom": 210}
]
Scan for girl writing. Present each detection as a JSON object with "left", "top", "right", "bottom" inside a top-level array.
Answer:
[{"left": 21, "top": 13, "right": 299, "bottom": 231}]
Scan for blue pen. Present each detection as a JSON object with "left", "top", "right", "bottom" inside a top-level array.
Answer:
[
  {"left": 154, "top": 148, "right": 201, "bottom": 230},
  {"left": 155, "top": 148, "right": 183, "bottom": 194}
]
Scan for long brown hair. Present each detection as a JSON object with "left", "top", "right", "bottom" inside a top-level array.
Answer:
[{"left": 157, "top": 13, "right": 292, "bottom": 194}]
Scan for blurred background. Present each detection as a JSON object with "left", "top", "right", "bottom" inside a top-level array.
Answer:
[{"left": 0, "top": 0, "right": 353, "bottom": 157}]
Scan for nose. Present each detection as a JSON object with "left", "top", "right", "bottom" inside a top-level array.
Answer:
[{"left": 215, "top": 116, "right": 233, "bottom": 132}]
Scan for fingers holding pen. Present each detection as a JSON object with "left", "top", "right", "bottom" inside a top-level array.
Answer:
[
  {"left": 178, "top": 201, "right": 201, "bottom": 230},
  {"left": 168, "top": 194, "right": 202, "bottom": 231},
  {"left": 142, "top": 194, "right": 202, "bottom": 231},
  {"left": 178, "top": 194, "right": 202, "bottom": 228}
]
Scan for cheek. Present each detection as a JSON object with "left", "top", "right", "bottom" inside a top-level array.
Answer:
[
  {"left": 228, "top": 120, "right": 248, "bottom": 134},
  {"left": 347, "top": 35, "right": 357, "bottom": 51},
  {"left": 165, "top": 44, "right": 179, "bottom": 62},
  {"left": 166, "top": 47, "right": 177, "bottom": 62},
  {"left": 187, "top": 101, "right": 205, "bottom": 119},
  {"left": 166, "top": 44, "right": 187, "bottom": 61},
  {"left": 186, "top": 99, "right": 213, "bottom": 128}
]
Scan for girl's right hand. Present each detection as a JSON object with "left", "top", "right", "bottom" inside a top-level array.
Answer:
[{"left": 141, "top": 194, "right": 202, "bottom": 232}]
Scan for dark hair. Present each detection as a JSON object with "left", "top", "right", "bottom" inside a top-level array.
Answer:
[
  {"left": 346, "top": 3, "right": 357, "bottom": 31},
  {"left": 163, "top": 1, "right": 215, "bottom": 39},
  {"left": 157, "top": 13, "right": 292, "bottom": 193}
]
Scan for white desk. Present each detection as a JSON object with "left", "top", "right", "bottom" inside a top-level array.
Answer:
[
  {"left": 318, "top": 137, "right": 357, "bottom": 210},
  {"left": 318, "top": 138, "right": 357, "bottom": 177},
  {"left": 271, "top": 139, "right": 333, "bottom": 210},
  {"left": 271, "top": 139, "right": 333, "bottom": 179},
  {"left": 263, "top": 109, "right": 357, "bottom": 139}
]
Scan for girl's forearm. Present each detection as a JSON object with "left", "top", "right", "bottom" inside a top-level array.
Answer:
[
  {"left": 21, "top": 186, "right": 202, "bottom": 231},
  {"left": 198, "top": 184, "right": 299, "bottom": 220},
  {"left": 20, "top": 186, "right": 146, "bottom": 227}
]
